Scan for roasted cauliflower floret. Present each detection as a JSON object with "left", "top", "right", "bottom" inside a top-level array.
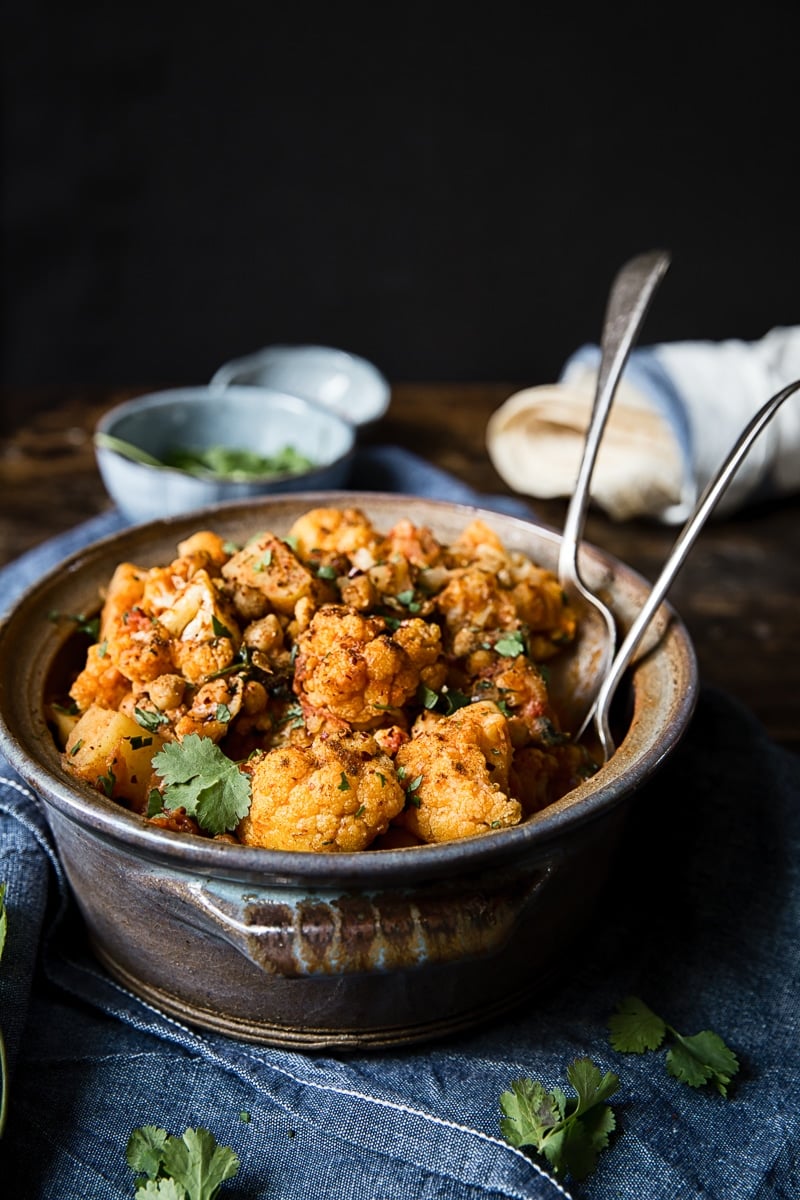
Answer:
[
  {"left": 466, "top": 649, "right": 554, "bottom": 746},
  {"left": 377, "top": 519, "right": 444, "bottom": 568},
  {"left": 175, "top": 529, "right": 231, "bottom": 569},
  {"left": 293, "top": 605, "right": 443, "bottom": 730},
  {"left": 98, "top": 562, "right": 148, "bottom": 639},
  {"left": 287, "top": 506, "right": 379, "bottom": 559},
  {"left": 239, "top": 731, "right": 404, "bottom": 851},
  {"left": 509, "top": 741, "right": 597, "bottom": 815},
  {"left": 103, "top": 605, "right": 174, "bottom": 685},
  {"left": 435, "top": 567, "right": 517, "bottom": 645},
  {"left": 445, "top": 518, "right": 508, "bottom": 568},
  {"left": 69, "top": 642, "right": 132, "bottom": 712},
  {"left": 152, "top": 568, "right": 241, "bottom": 645},
  {"left": 394, "top": 700, "right": 521, "bottom": 843}
]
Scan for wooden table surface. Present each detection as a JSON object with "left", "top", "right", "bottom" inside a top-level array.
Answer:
[{"left": 2, "top": 384, "right": 798, "bottom": 753}]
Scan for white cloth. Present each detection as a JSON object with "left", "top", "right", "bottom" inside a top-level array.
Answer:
[{"left": 486, "top": 326, "right": 800, "bottom": 523}]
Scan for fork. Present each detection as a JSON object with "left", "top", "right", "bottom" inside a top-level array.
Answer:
[
  {"left": 586, "top": 376, "right": 800, "bottom": 762},
  {"left": 553, "top": 248, "right": 671, "bottom": 736}
]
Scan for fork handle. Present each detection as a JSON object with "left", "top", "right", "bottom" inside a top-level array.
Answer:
[{"left": 558, "top": 249, "right": 671, "bottom": 583}]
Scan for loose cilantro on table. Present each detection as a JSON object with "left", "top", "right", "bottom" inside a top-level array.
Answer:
[
  {"left": 608, "top": 995, "right": 739, "bottom": 1096},
  {"left": 500, "top": 1057, "right": 619, "bottom": 1181},
  {"left": 151, "top": 735, "right": 251, "bottom": 835},
  {"left": 126, "top": 1125, "right": 239, "bottom": 1199}
]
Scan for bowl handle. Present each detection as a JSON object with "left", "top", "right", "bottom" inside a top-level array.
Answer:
[{"left": 158, "top": 863, "right": 562, "bottom": 978}]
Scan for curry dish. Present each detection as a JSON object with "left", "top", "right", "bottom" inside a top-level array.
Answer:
[{"left": 54, "top": 506, "right": 597, "bottom": 851}]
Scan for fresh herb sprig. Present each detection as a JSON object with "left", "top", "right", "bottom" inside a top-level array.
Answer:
[
  {"left": 151, "top": 736, "right": 251, "bottom": 835},
  {"left": 499, "top": 1057, "right": 619, "bottom": 1181},
  {"left": 126, "top": 1125, "right": 239, "bottom": 1198},
  {"left": 608, "top": 995, "right": 740, "bottom": 1095}
]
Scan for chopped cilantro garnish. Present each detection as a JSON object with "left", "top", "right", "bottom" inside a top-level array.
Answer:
[
  {"left": 493, "top": 630, "right": 527, "bottom": 657},
  {"left": 354, "top": 804, "right": 366, "bottom": 818},
  {"left": 395, "top": 588, "right": 421, "bottom": 612},
  {"left": 253, "top": 549, "right": 273, "bottom": 571},
  {"left": 97, "top": 767, "right": 116, "bottom": 797},
  {"left": 127, "top": 735, "right": 153, "bottom": 751},
  {"left": 212, "top": 614, "right": 232, "bottom": 639},
  {"left": 146, "top": 789, "right": 165, "bottom": 818},
  {"left": 162, "top": 442, "right": 314, "bottom": 480},
  {"left": 49, "top": 610, "right": 101, "bottom": 640},
  {"left": 316, "top": 564, "right": 338, "bottom": 580},
  {"left": 338, "top": 772, "right": 351, "bottom": 791},
  {"left": 134, "top": 706, "right": 169, "bottom": 732}
]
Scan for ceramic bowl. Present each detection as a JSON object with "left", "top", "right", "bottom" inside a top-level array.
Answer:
[
  {"left": 94, "top": 386, "right": 356, "bottom": 523},
  {"left": 0, "top": 492, "right": 697, "bottom": 1049},
  {"left": 209, "top": 344, "right": 391, "bottom": 426}
]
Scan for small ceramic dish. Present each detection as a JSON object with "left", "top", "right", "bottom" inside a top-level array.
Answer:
[
  {"left": 94, "top": 385, "right": 356, "bottom": 523},
  {"left": 209, "top": 344, "right": 391, "bottom": 426}
]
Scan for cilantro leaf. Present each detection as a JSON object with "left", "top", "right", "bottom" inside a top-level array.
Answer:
[
  {"left": 127, "top": 1126, "right": 239, "bottom": 1200},
  {"left": 608, "top": 994, "right": 666, "bottom": 1053},
  {"left": 499, "top": 1057, "right": 618, "bottom": 1181},
  {"left": 161, "top": 1127, "right": 240, "bottom": 1200},
  {"left": 152, "top": 735, "right": 251, "bottom": 835},
  {"left": 127, "top": 1125, "right": 170, "bottom": 1179},
  {"left": 608, "top": 995, "right": 739, "bottom": 1096},
  {"left": 135, "top": 706, "right": 169, "bottom": 733},
  {"left": 136, "top": 1180, "right": 185, "bottom": 1198},
  {"left": 493, "top": 629, "right": 527, "bottom": 657},
  {"left": 666, "top": 1031, "right": 740, "bottom": 1096}
]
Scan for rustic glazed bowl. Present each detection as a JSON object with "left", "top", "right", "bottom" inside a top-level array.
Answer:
[{"left": 0, "top": 493, "right": 697, "bottom": 1049}]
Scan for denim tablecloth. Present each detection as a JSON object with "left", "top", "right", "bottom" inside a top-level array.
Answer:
[{"left": 1, "top": 447, "right": 798, "bottom": 1199}]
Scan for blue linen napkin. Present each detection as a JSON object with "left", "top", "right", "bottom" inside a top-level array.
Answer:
[
  {"left": 487, "top": 326, "right": 800, "bottom": 525},
  {"left": 1, "top": 447, "right": 798, "bottom": 1198}
]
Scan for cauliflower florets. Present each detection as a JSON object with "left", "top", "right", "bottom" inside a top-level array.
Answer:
[
  {"left": 293, "top": 605, "right": 443, "bottom": 730},
  {"left": 239, "top": 731, "right": 405, "bottom": 851},
  {"left": 393, "top": 700, "right": 521, "bottom": 843}
]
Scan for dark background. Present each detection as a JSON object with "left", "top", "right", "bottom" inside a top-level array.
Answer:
[{"left": 2, "top": 4, "right": 799, "bottom": 432}]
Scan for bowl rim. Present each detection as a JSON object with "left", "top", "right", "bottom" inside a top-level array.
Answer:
[
  {"left": 0, "top": 490, "right": 698, "bottom": 888},
  {"left": 93, "top": 385, "right": 357, "bottom": 483}
]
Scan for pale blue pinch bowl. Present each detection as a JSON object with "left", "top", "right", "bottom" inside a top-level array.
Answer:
[
  {"left": 210, "top": 344, "right": 391, "bottom": 427},
  {"left": 94, "top": 385, "right": 356, "bottom": 523}
]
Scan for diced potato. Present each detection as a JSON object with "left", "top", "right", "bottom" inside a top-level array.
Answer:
[{"left": 63, "top": 704, "right": 166, "bottom": 809}]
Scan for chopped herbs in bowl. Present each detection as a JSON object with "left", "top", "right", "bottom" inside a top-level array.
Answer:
[
  {"left": 163, "top": 443, "right": 314, "bottom": 480},
  {"left": 97, "top": 434, "right": 315, "bottom": 481},
  {"left": 93, "top": 385, "right": 356, "bottom": 521}
]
